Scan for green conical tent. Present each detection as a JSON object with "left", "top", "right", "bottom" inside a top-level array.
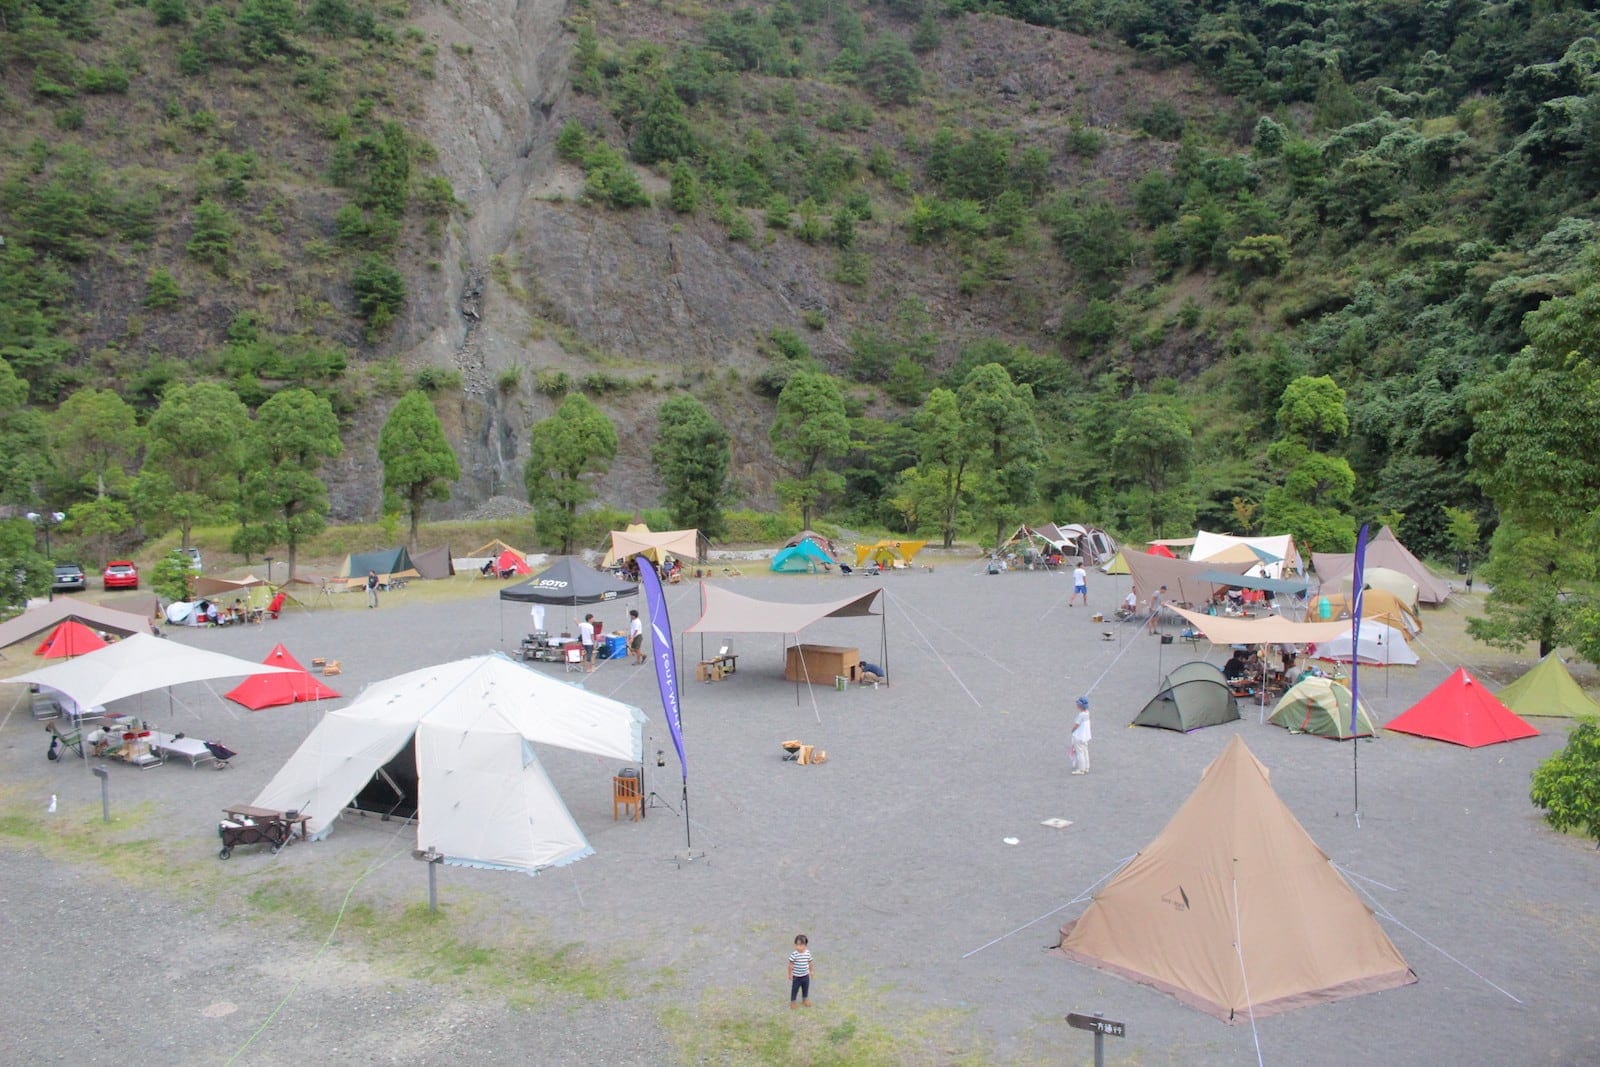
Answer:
[
  {"left": 1496, "top": 653, "right": 1600, "bottom": 719},
  {"left": 1268, "top": 677, "right": 1377, "bottom": 739},
  {"left": 1132, "top": 669, "right": 1239, "bottom": 733}
]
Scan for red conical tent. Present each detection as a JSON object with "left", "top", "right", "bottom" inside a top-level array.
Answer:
[
  {"left": 1146, "top": 543, "right": 1177, "bottom": 558},
  {"left": 33, "top": 620, "right": 109, "bottom": 658},
  {"left": 1385, "top": 667, "right": 1539, "bottom": 747},
  {"left": 225, "top": 644, "right": 341, "bottom": 711},
  {"left": 495, "top": 548, "right": 532, "bottom": 575}
]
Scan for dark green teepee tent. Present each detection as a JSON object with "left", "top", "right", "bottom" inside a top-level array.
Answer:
[{"left": 1133, "top": 662, "right": 1239, "bottom": 732}]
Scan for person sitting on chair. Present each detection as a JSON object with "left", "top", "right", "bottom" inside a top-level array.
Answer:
[
  {"left": 1120, "top": 588, "right": 1139, "bottom": 617},
  {"left": 1223, "top": 649, "right": 1251, "bottom": 682}
]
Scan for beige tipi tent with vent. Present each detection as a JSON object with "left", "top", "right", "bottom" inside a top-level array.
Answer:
[{"left": 1056, "top": 736, "right": 1414, "bottom": 1021}]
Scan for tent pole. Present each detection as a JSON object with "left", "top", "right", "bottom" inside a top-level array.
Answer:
[{"left": 879, "top": 590, "right": 888, "bottom": 682}]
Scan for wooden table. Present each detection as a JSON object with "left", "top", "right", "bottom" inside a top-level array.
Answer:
[{"left": 696, "top": 654, "right": 738, "bottom": 682}]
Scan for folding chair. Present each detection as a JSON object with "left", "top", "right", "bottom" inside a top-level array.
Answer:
[
  {"left": 563, "top": 643, "right": 584, "bottom": 673},
  {"left": 46, "top": 721, "right": 84, "bottom": 760},
  {"left": 612, "top": 771, "right": 642, "bottom": 821}
]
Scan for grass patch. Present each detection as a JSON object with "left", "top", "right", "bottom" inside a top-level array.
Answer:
[{"left": 662, "top": 980, "right": 987, "bottom": 1065}]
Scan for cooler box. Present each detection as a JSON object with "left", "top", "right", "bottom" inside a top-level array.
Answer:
[{"left": 602, "top": 634, "right": 627, "bottom": 660}]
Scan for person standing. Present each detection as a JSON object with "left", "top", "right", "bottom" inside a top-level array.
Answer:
[
  {"left": 579, "top": 613, "right": 596, "bottom": 672},
  {"left": 365, "top": 569, "right": 379, "bottom": 609},
  {"left": 1071, "top": 697, "right": 1092, "bottom": 774},
  {"left": 628, "top": 608, "right": 645, "bottom": 664},
  {"left": 787, "top": 934, "right": 813, "bottom": 1008},
  {"left": 1147, "top": 585, "right": 1167, "bottom": 633},
  {"left": 1069, "top": 564, "right": 1089, "bottom": 607}
]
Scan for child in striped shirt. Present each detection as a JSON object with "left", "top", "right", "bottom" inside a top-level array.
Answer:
[{"left": 787, "top": 934, "right": 813, "bottom": 1008}]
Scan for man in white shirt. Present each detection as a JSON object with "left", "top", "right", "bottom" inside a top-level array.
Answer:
[
  {"left": 1070, "top": 565, "right": 1088, "bottom": 607},
  {"left": 628, "top": 608, "right": 645, "bottom": 664},
  {"left": 579, "top": 614, "right": 596, "bottom": 672}
]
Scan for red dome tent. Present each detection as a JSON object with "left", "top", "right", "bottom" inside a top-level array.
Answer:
[
  {"left": 33, "top": 620, "right": 108, "bottom": 658},
  {"left": 1385, "top": 667, "right": 1539, "bottom": 747},
  {"left": 226, "top": 644, "right": 342, "bottom": 711}
]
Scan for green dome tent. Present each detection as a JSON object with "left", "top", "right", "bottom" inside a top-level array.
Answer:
[
  {"left": 771, "top": 538, "right": 836, "bottom": 573},
  {"left": 1269, "top": 677, "right": 1377, "bottom": 739},
  {"left": 1132, "top": 662, "right": 1239, "bottom": 732},
  {"left": 1495, "top": 653, "right": 1600, "bottom": 719}
]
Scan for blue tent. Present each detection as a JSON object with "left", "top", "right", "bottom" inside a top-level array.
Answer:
[{"left": 771, "top": 539, "right": 836, "bottom": 573}]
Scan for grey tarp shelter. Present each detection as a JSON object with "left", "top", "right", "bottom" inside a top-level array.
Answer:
[
  {"left": 685, "top": 585, "right": 887, "bottom": 701},
  {"left": 410, "top": 545, "right": 455, "bottom": 580},
  {"left": 497, "top": 556, "right": 639, "bottom": 648},
  {"left": 1133, "top": 662, "right": 1240, "bottom": 732}
]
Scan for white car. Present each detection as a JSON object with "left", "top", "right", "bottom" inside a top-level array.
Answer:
[{"left": 182, "top": 546, "right": 202, "bottom": 573}]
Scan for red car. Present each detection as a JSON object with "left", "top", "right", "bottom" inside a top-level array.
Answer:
[{"left": 103, "top": 560, "right": 139, "bottom": 589}]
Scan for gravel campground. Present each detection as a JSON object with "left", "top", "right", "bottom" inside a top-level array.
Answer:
[{"left": 2, "top": 560, "right": 1597, "bottom": 1065}]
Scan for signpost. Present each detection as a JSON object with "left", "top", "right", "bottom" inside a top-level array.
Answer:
[{"left": 1066, "top": 1012, "right": 1126, "bottom": 1066}]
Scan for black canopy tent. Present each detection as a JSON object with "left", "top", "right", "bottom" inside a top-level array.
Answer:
[{"left": 497, "top": 557, "right": 639, "bottom": 648}]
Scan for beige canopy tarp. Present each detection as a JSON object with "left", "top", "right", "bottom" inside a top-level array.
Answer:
[
  {"left": 686, "top": 585, "right": 883, "bottom": 635},
  {"left": 1169, "top": 606, "right": 1355, "bottom": 646},
  {"left": 4, "top": 632, "right": 295, "bottom": 709},
  {"left": 1056, "top": 735, "right": 1415, "bottom": 1021},
  {"left": 1122, "top": 553, "right": 1252, "bottom": 605},
  {"left": 191, "top": 574, "right": 270, "bottom": 599},
  {"left": 1311, "top": 525, "right": 1452, "bottom": 604},
  {"left": 0, "top": 600, "right": 152, "bottom": 650},
  {"left": 604, "top": 527, "right": 708, "bottom": 566}
]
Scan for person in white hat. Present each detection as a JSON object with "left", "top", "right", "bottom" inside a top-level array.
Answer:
[{"left": 1071, "top": 697, "right": 1092, "bottom": 774}]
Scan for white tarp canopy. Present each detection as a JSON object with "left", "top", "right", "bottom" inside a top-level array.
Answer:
[
  {"left": 1190, "top": 531, "right": 1301, "bottom": 578},
  {"left": 251, "top": 654, "right": 647, "bottom": 875},
  {"left": 3, "top": 632, "right": 296, "bottom": 708},
  {"left": 1318, "top": 621, "right": 1419, "bottom": 666}
]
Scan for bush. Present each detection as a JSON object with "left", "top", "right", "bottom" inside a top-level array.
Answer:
[
  {"left": 352, "top": 254, "right": 406, "bottom": 331},
  {"left": 144, "top": 268, "right": 182, "bottom": 309},
  {"left": 1531, "top": 721, "right": 1600, "bottom": 846}
]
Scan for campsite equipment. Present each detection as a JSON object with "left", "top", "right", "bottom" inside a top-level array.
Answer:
[
  {"left": 226, "top": 644, "right": 341, "bottom": 710},
  {"left": 203, "top": 740, "right": 237, "bottom": 768},
  {"left": 33, "top": 620, "right": 108, "bottom": 658},
  {"left": 0, "top": 600, "right": 151, "bottom": 652},
  {"left": 771, "top": 538, "right": 836, "bottom": 573},
  {"left": 602, "top": 524, "right": 708, "bottom": 567},
  {"left": 4, "top": 633, "right": 296, "bottom": 713},
  {"left": 1269, "top": 677, "right": 1377, "bottom": 739},
  {"left": 1190, "top": 531, "right": 1301, "bottom": 577},
  {"left": 1131, "top": 662, "right": 1239, "bottom": 732},
  {"left": 1494, "top": 653, "right": 1600, "bottom": 719},
  {"left": 1312, "top": 525, "right": 1452, "bottom": 604},
  {"left": 1385, "top": 668, "right": 1539, "bottom": 747},
  {"left": 1056, "top": 736, "right": 1415, "bottom": 1020},
  {"left": 217, "top": 812, "right": 291, "bottom": 859},
  {"left": 1316, "top": 620, "right": 1419, "bottom": 666},
  {"left": 339, "top": 546, "right": 417, "bottom": 583},
  {"left": 409, "top": 545, "right": 455, "bottom": 580}
]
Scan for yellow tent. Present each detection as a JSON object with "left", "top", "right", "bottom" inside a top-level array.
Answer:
[
  {"left": 1100, "top": 551, "right": 1130, "bottom": 575},
  {"left": 853, "top": 540, "right": 928, "bottom": 567},
  {"left": 1309, "top": 589, "right": 1422, "bottom": 635}
]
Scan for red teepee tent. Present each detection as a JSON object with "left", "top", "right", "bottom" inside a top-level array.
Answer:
[
  {"left": 1385, "top": 667, "right": 1539, "bottom": 747},
  {"left": 1145, "top": 543, "right": 1177, "bottom": 558},
  {"left": 494, "top": 548, "right": 532, "bottom": 575},
  {"left": 225, "top": 644, "right": 341, "bottom": 710},
  {"left": 33, "top": 620, "right": 109, "bottom": 658}
]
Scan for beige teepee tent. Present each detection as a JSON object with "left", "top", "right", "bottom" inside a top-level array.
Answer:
[{"left": 1056, "top": 736, "right": 1414, "bottom": 1021}]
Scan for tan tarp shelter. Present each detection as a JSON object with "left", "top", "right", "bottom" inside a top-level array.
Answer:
[
  {"left": 686, "top": 585, "right": 883, "bottom": 635},
  {"left": 1169, "top": 607, "right": 1374, "bottom": 647},
  {"left": 1311, "top": 526, "right": 1452, "bottom": 605},
  {"left": 191, "top": 574, "right": 270, "bottom": 600},
  {"left": 468, "top": 539, "right": 525, "bottom": 560},
  {"left": 0, "top": 599, "right": 152, "bottom": 650},
  {"left": 1056, "top": 736, "right": 1415, "bottom": 1021},
  {"left": 604, "top": 526, "right": 708, "bottom": 566},
  {"left": 1122, "top": 554, "right": 1252, "bottom": 606},
  {"left": 4, "top": 632, "right": 295, "bottom": 709},
  {"left": 1496, "top": 653, "right": 1600, "bottom": 719}
]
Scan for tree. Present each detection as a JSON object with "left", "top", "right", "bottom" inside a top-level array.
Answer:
[
  {"left": 378, "top": 390, "right": 460, "bottom": 545},
  {"left": 150, "top": 548, "right": 199, "bottom": 604},
  {"left": 957, "top": 363, "right": 1043, "bottom": 547},
  {"left": 769, "top": 372, "right": 849, "bottom": 529},
  {"left": 1110, "top": 393, "right": 1193, "bottom": 537},
  {"left": 49, "top": 387, "right": 143, "bottom": 499},
  {"left": 186, "top": 198, "right": 235, "bottom": 272},
  {"left": 139, "top": 382, "right": 250, "bottom": 547},
  {"left": 861, "top": 35, "right": 922, "bottom": 105},
  {"left": 0, "top": 359, "right": 48, "bottom": 505},
  {"left": 913, "top": 387, "right": 970, "bottom": 548},
  {"left": 652, "top": 395, "right": 730, "bottom": 538},
  {"left": 0, "top": 519, "right": 50, "bottom": 615},
  {"left": 631, "top": 81, "right": 696, "bottom": 165},
  {"left": 1276, "top": 375, "right": 1350, "bottom": 451},
  {"left": 525, "top": 394, "right": 618, "bottom": 554},
  {"left": 1530, "top": 722, "right": 1600, "bottom": 847},
  {"left": 352, "top": 254, "right": 406, "bottom": 335},
  {"left": 1466, "top": 522, "right": 1582, "bottom": 658},
  {"left": 238, "top": 387, "right": 341, "bottom": 577}
]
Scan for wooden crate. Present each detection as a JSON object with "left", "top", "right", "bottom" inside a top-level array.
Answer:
[{"left": 784, "top": 644, "right": 860, "bottom": 683}]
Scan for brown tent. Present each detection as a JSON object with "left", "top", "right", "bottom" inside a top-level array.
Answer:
[
  {"left": 411, "top": 545, "right": 455, "bottom": 580},
  {"left": 1311, "top": 526, "right": 1452, "bottom": 605},
  {"left": 1056, "top": 736, "right": 1414, "bottom": 1021}
]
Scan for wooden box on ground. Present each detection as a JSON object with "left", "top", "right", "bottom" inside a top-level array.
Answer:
[{"left": 785, "top": 644, "right": 860, "bottom": 683}]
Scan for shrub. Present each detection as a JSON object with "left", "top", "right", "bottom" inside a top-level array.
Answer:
[
  {"left": 144, "top": 268, "right": 182, "bottom": 309},
  {"left": 413, "top": 366, "right": 462, "bottom": 392},
  {"left": 352, "top": 254, "right": 406, "bottom": 332},
  {"left": 186, "top": 198, "right": 235, "bottom": 272},
  {"left": 1531, "top": 722, "right": 1600, "bottom": 846}
]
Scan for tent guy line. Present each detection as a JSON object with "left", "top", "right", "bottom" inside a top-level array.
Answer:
[
  {"left": 1344, "top": 872, "right": 1523, "bottom": 1004},
  {"left": 958, "top": 853, "right": 1136, "bottom": 960},
  {"left": 886, "top": 590, "right": 1014, "bottom": 676},
  {"left": 1231, "top": 875, "right": 1266, "bottom": 1067},
  {"left": 889, "top": 598, "right": 982, "bottom": 709}
]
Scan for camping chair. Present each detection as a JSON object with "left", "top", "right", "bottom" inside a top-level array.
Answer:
[
  {"left": 612, "top": 771, "right": 642, "bottom": 822},
  {"left": 563, "top": 643, "right": 584, "bottom": 673},
  {"left": 46, "top": 721, "right": 84, "bottom": 760},
  {"left": 266, "top": 591, "right": 288, "bottom": 619}
]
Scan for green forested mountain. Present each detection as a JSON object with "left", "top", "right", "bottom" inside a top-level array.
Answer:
[{"left": 3, "top": 0, "right": 1600, "bottom": 657}]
